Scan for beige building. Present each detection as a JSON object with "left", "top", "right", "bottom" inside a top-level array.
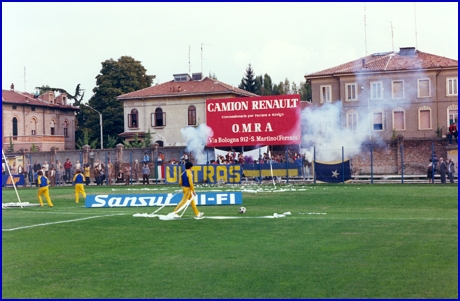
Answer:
[
  {"left": 2, "top": 86, "right": 79, "bottom": 152},
  {"left": 304, "top": 47, "right": 458, "bottom": 140},
  {"left": 117, "top": 73, "right": 257, "bottom": 146}
]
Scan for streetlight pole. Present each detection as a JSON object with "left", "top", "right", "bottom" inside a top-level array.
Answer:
[{"left": 84, "top": 104, "right": 103, "bottom": 150}]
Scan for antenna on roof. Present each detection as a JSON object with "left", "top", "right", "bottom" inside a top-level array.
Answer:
[
  {"left": 414, "top": 3, "right": 418, "bottom": 49},
  {"left": 364, "top": 3, "right": 368, "bottom": 56},
  {"left": 24, "top": 67, "right": 27, "bottom": 92},
  {"left": 188, "top": 45, "right": 191, "bottom": 74},
  {"left": 391, "top": 22, "right": 394, "bottom": 52}
]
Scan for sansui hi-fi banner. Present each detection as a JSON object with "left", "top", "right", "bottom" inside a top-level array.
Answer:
[
  {"left": 85, "top": 192, "right": 243, "bottom": 208},
  {"left": 206, "top": 94, "right": 301, "bottom": 147},
  {"left": 164, "top": 164, "right": 242, "bottom": 184}
]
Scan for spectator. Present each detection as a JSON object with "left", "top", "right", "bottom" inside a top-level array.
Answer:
[
  {"left": 107, "top": 159, "right": 114, "bottom": 185},
  {"left": 124, "top": 164, "right": 131, "bottom": 185},
  {"left": 447, "top": 158, "right": 456, "bottom": 183},
  {"left": 64, "top": 158, "right": 72, "bottom": 182},
  {"left": 142, "top": 163, "right": 150, "bottom": 185},
  {"left": 94, "top": 161, "right": 102, "bottom": 185},
  {"left": 84, "top": 163, "right": 91, "bottom": 186},
  {"left": 439, "top": 157, "right": 447, "bottom": 184},
  {"left": 427, "top": 159, "right": 434, "bottom": 184},
  {"left": 157, "top": 152, "right": 165, "bottom": 165},
  {"left": 431, "top": 152, "right": 439, "bottom": 175},
  {"left": 133, "top": 159, "right": 140, "bottom": 183},
  {"left": 75, "top": 160, "right": 81, "bottom": 171},
  {"left": 42, "top": 161, "right": 49, "bottom": 177},
  {"left": 448, "top": 122, "right": 458, "bottom": 144},
  {"left": 27, "top": 161, "right": 33, "bottom": 186},
  {"left": 180, "top": 153, "right": 188, "bottom": 165},
  {"left": 49, "top": 167, "right": 56, "bottom": 187},
  {"left": 142, "top": 152, "right": 150, "bottom": 164},
  {"left": 33, "top": 161, "right": 41, "bottom": 173}
]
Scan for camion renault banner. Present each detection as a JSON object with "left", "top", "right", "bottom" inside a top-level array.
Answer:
[{"left": 206, "top": 94, "right": 301, "bottom": 147}]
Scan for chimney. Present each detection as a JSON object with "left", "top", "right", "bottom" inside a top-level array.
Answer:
[
  {"left": 361, "top": 59, "right": 365, "bottom": 68},
  {"left": 399, "top": 47, "right": 416, "bottom": 56}
]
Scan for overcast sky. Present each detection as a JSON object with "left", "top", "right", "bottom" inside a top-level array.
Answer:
[{"left": 2, "top": 2, "right": 458, "bottom": 100}]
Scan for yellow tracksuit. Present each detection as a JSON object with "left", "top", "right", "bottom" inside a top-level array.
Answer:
[
  {"left": 73, "top": 173, "right": 86, "bottom": 203},
  {"left": 37, "top": 175, "right": 53, "bottom": 207},
  {"left": 173, "top": 169, "right": 199, "bottom": 216}
]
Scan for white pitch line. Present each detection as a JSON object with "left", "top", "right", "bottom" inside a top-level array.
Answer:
[{"left": 2, "top": 213, "right": 125, "bottom": 232}]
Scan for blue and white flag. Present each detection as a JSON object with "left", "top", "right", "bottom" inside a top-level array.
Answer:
[{"left": 314, "top": 159, "right": 351, "bottom": 183}]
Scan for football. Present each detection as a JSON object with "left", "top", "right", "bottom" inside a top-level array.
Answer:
[{"left": 239, "top": 207, "right": 246, "bottom": 214}]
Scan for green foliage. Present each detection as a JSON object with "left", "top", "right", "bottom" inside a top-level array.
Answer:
[
  {"left": 1, "top": 184, "right": 457, "bottom": 298},
  {"left": 208, "top": 72, "right": 217, "bottom": 80},
  {"left": 143, "top": 129, "right": 153, "bottom": 148},
  {"left": 30, "top": 143, "right": 39, "bottom": 152},
  {"left": 82, "top": 56, "right": 155, "bottom": 149},
  {"left": 76, "top": 128, "right": 97, "bottom": 149},
  {"left": 106, "top": 135, "right": 119, "bottom": 149},
  {"left": 123, "top": 133, "right": 143, "bottom": 148},
  {"left": 238, "top": 64, "right": 257, "bottom": 93}
]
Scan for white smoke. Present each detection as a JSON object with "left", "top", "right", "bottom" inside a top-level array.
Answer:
[
  {"left": 300, "top": 102, "right": 371, "bottom": 162},
  {"left": 180, "top": 124, "right": 214, "bottom": 164}
]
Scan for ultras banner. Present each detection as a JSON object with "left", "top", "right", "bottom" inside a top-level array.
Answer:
[{"left": 206, "top": 94, "right": 301, "bottom": 147}]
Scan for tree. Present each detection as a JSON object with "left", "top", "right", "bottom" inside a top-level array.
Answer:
[
  {"left": 143, "top": 129, "right": 153, "bottom": 148},
  {"left": 299, "top": 80, "right": 312, "bottom": 102},
  {"left": 238, "top": 64, "right": 256, "bottom": 93},
  {"left": 83, "top": 56, "right": 155, "bottom": 148},
  {"left": 36, "top": 84, "right": 85, "bottom": 105},
  {"left": 262, "top": 74, "right": 273, "bottom": 96},
  {"left": 76, "top": 128, "right": 97, "bottom": 149}
]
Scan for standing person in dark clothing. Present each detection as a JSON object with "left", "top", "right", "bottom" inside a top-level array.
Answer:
[
  {"left": 64, "top": 158, "right": 72, "bottom": 183},
  {"left": 439, "top": 157, "right": 447, "bottom": 184}
]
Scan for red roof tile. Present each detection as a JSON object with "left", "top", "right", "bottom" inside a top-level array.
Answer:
[
  {"left": 2, "top": 89, "right": 79, "bottom": 109},
  {"left": 305, "top": 48, "right": 458, "bottom": 78},
  {"left": 117, "top": 76, "right": 258, "bottom": 99}
]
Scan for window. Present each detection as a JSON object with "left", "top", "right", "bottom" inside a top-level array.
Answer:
[
  {"left": 392, "top": 80, "right": 404, "bottom": 99},
  {"left": 188, "top": 106, "right": 196, "bottom": 126},
  {"left": 320, "top": 85, "right": 331, "bottom": 103},
  {"left": 346, "top": 109, "right": 358, "bottom": 131},
  {"left": 50, "top": 119, "right": 55, "bottom": 135},
  {"left": 12, "top": 105, "right": 17, "bottom": 110},
  {"left": 370, "top": 81, "right": 383, "bottom": 100},
  {"left": 448, "top": 105, "right": 458, "bottom": 126},
  {"left": 151, "top": 108, "right": 166, "bottom": 127},
  {"left": 372, "top": 110, "right": 385, "bottom": 131},
  {"left": 417, "top": 79, "right": 431, "bottom": 98},
  {"left": 12, "top": 117, "right": 18, "bottom": 136},
  {"left": 447, "top": 78, "right": 458, "bottom": 96},
  {"left": 418, "top": 106, "right": 431, "bottom": 130},
  {"left": 31, "top": 117, "right": 37, "bottom": 135},
  {"left": 31, "top": 107, "right": 36, "bottom": 111},
  {"left": 345, "top": 83, "right": 357, "bottom": 101},
  {"left": 64, "top": 120, "right": 69, "bottom": 137},
  {"left": 392, "top": 108, "right": 405, "bottom": 130},
  {"left": 128, "top": 109, "right": 138, "bottom": 128}
]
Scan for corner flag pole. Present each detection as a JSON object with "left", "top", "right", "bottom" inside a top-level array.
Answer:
[{"left": 2, "top": 149, "right": 23, "bottom": 208}]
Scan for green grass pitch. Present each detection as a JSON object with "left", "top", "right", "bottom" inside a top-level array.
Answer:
[{"left": 2, "top": 183, "right": 458, "bottom": 298}]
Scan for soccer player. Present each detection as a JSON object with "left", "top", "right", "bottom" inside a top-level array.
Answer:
[
  {"left": 72, "top": 169, "right": 86, "bottom": 203},
  {"left": 171, "top": 161, "right": 203, "bottom": 219},
  {"left": 36, "top": 170, "right": 54, "bottom": 207}
]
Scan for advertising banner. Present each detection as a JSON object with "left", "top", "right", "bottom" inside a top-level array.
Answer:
[
  {"left": 85, "top": 191, "right": 242, "bottom": 208},
  {"left": 164, "top": 164, "right": 242, "bottom": 184},
  {"left": 206, "top": 94, "right": 301, "bottom": 147},
  {"left": 2, "top": 174, "right": 25, "bottom": 186}
]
